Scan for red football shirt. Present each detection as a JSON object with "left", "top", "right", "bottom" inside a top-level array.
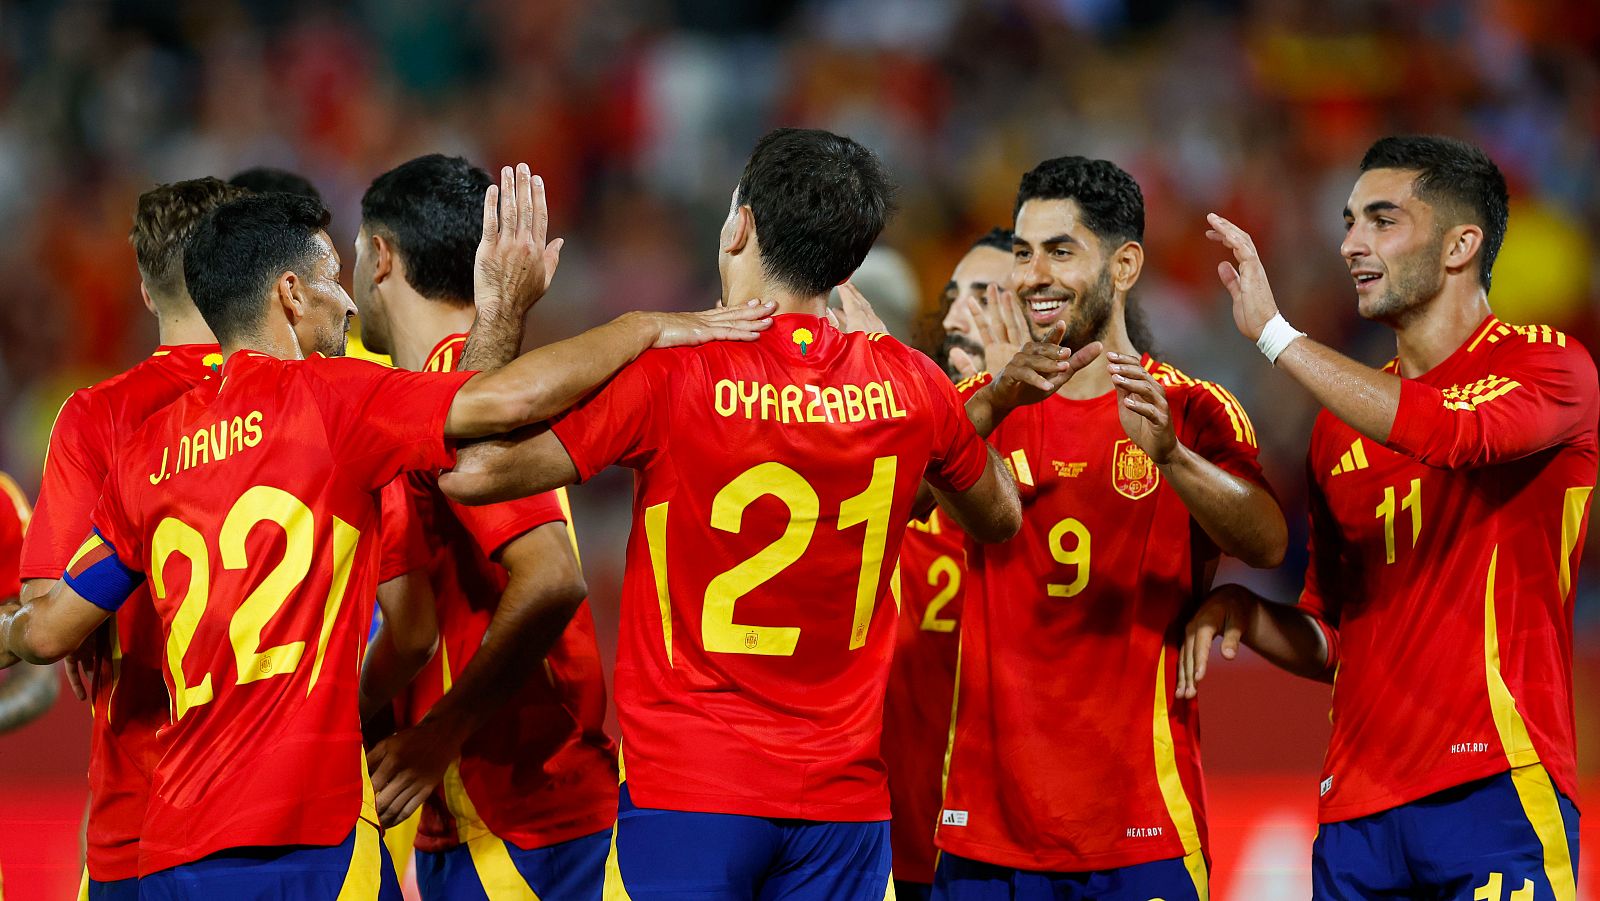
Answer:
[
  {"left": 883, "top": 508, "right": 966, "bottom": 884},
  {"left": 1300, "top": 316, "right": 1598, "bottom": 823},
  {"left": 0, "top": 472, "right": 28, "bottom": 598},
  {"left": 81, "top": 351, "right": 472, "bottom": 874},
  {"left": 18, "top": 343, "right": 220, "bottom": 881},
  {"left": 937, "top": 358, "right": 1266, "bottom": 872},
  {"left": 550, "top": 314, "right": 988, "bottom": 821},
  {"left": 382, "top": 333, "right": 618, "bottom": 853}
]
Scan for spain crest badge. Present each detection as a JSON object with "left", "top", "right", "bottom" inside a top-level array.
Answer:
[{"left": 1111, "top": 439, "right": 1160, "bottom": 500}]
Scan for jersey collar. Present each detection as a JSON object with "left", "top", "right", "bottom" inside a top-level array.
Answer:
[{"left": 425, "top": 333, "right": 469, "bottom": 373}]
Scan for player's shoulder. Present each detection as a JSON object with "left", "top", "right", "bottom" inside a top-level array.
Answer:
[
  {"left": 1477, "top": 319, "right": 1596, "bottom": 374},
  {"left": 1148, "top": 357, "right": 1254, "bottom": 416}
]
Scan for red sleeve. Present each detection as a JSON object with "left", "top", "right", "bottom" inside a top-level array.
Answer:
[
  {"left": 1296, "top": 456, "right": 1342, "bottom": 674},
  {"left": 20, "top": 391, "right": 110, "bottom": 579},
  {"left": 86, "top": 453, "right": 144, "bottom": 577},
  {"left": 917, "top": 355, "right": 988, "bottom": 493},
  {"left": 952, "top": 371, "right": 993, "bottom": 403},
  {"left": 549, "top": 353, "right": 667, "bottom": 481},
  {"left": 1180, "top": 381, "right": 1269, "bottom": 489},
  {"left": 304, "top": 358, "right": 477, "bottom": 492},
  {"left": 1385, "top": 338, "right": 1599, "bottom": 469},
  {"left": 0, "top": 474, "right": 28, "bottom": 599},
  {"left": 445, "top": 490, "right": 567, "bottom": 560},
  {"left": 378, "top": 476, "right": 431, "bottom": 583}
]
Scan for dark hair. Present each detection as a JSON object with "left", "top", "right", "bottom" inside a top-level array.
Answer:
[
  {"left": 131, "top": 178, "right": 251, "bottom": 301},
  {"left": 360, "top": 154, "right": 491, "bottom": 305},
  {"left": 229, "top": 167, "right": 324, "bottom": 202},
  {"left": 970, "top": 226, "right": 1012, "bottom": 253},
  {"left": 735, "top": 128, "right": 894, "bottom": 297},
  {"left": 184, "top": 193, "right": 332, "bottom": 341},
  {"left": 1360, "top": 136, "right": 1509, "bottom": 291},
  {"left": 1014, "top": 156, "right": 1144, "bottom": 247}
]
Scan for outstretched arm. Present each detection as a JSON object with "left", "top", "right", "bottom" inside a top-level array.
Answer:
[
  {"left": 1176, "top": 583, "right": 1333, "bottom": 699},
  {"left": 0, "top": 581, "right": 112, "bottom": 668}
]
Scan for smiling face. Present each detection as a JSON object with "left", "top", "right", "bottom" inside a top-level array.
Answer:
[
  {"left": 294, "top": 230, "right": 357, "bottom": 358},
  {"left": 1011, "top": 198, "right": 1118, "bottom": 347},
  {"left": 940, "top": 244, "right": 1013, "bottom": 350},
  {"left": 1341, "top": 168, "right": 1448, "bottom": 323}
]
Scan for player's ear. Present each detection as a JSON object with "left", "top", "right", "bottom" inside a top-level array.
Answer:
[
  {"left": 1443, "top": 222, "right": 1483, "bottom": 278},
  {"left": 275, "top": 271, "right": 305, "bottom": 324},
  {"left": 722, "top": 205, "right": 754, "bottom": 256},
  {"left": 139, "top": 282, "right": 157, "bottom": 317},
  {"left": 1111, "top": 240, "right": 1145, "bottom": 294},
  {"left": 370, "top": 232, "right": 394, "bottom": 286}
]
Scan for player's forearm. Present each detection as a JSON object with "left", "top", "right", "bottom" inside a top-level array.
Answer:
[
  {"left": 450, "top": 313, "right": 661, "bottom": 438},
  {"left": 0, "top": 598, "right": 82, "bottom": 665},
  {"left": 444, "top": 427, "right": 578, "bottom": 506},
  {"left": 421, "top": 580, "right": 586, "bottom": 741},
  {"left": 359, "top": 623, "right": 435, "bottom": 722},
  {"left": 1236, "top": 589, "right": 1334, "bottom": 683},
  {"left": 911, "top": 385, "right": 1014, "bottom": 520},
  {"left": 931, "top": 447, "right": 1022, "bottom": 544},
  {"left": 1275, "top": 339, "right": 1401, "bottom": 444},
  {"left": 0, "top": 663, "right": 59, "bottom": 732},
  {"left": 1160, "top": 445, "right": 1286, "bottom": 568}
]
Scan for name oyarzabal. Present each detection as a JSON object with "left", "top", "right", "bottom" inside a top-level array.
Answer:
[{"left": 713, "top": 378, "right": 909, "bottom": 425}]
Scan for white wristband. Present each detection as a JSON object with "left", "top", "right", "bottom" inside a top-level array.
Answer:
[{"left": 1255, "top": 313, "right": 1305, "bottom": 365}]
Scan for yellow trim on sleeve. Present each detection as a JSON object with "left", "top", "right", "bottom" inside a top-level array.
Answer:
[{"left": 1558, "top": 487, "right": 1591, "bottom": 602}]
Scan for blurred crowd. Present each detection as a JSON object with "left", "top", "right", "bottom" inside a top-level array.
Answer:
[{"left": 0, "top": 0, "right": 1597, "bottom": 609}]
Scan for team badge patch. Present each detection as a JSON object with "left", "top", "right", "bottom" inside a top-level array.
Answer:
[
  {"left": 1111, "top": 439, "right": 1159, "bottom": 500},
  {"left": 793, "top": 328, "right": 814, "bottom": 356}
]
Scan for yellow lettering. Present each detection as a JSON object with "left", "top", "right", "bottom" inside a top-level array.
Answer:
[
  {"left": 190, "top": 428, "right": 210, "bottom": 467},
  {"left": 738, "top": 380, "right": 760, "bottom": 418},
  {"left": 177, "top": 435, "right": 191, "bottom": 472},
  {"left": 149, "top": 447, "right": 169, "bottom": 485},
  {"left": 843, "top": 384, "right": 865, "bottom": 422},
  {"left": 760, "top": 383, "right": 780, "bottom": 422},
  {"left": 230, "top": 416, "right": 246, "bottom": 455},
  {"left": 805, "top": 386, "right": 826, "bottom": 422},
  {"left": 243, "top": 411, "right": 263, "bottom": 447},
  {"left": 864, "top": 382, "right": 890, "bottom": 420},
  {"left": 781, "top": 385, "right": 804, "bottom": 424},
  {"left": 885, "top": 380, "right": 908, "bottom": 418},
  {"left": 821, "top": 387, "right": 846, "bottom": 423},
  {"left": 209, "top": 422, "right": 227, "bottom": 462},
  {"left": 714, "top": 379, "right": 737, "bottom": 417}
]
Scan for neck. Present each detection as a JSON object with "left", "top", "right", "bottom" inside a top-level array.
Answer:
[
  {"left": 383, "top": 287, "right": 478, "bottom": 371},
  {"left": 727, "top": 272, "right": 828, "bottom": 318},
  {"left": 221, "top": 321, "right": 303, "bottom": 362},
  {"left": 154, "top": 310, "right": 217, "bottom": 348},
  {"left": 1390, "top": 280, "right": 1492, "bottom": 378},
  {"left": 1058, "top": 303, "right": 1138, "bottom": 400}
]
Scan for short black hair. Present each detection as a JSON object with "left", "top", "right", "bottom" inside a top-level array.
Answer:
[
  {"left": 360, "top": 154, "right": 490, "bottom": 305},
  {"left": 735, "top": 128, "right": 894, "bottom": 297},
  {"left": 1360, "top": 136, "right": 1509, "bottom": 291},
  {"left": 970, "top": 227, "right": 1012, "bottom": 253},
  {"left": 131, "top": 177, "right": 250, "bottom": 301},
  {"left": 184, "top": 193, "right": 332, "bottom": 342},
  {"left": 229, "top": 167, "right": 323, "bottom": 202},
  {"left": 1014, "top": 157, "right": 1144, "bottom": 247}
]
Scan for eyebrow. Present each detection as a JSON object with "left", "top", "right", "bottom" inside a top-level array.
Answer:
[
  {"left": 1344, "top": 201, "right": 1402, "bottom": 218},
  {"left": 1015, "top": 233, "right": 1082, "bottom": 248}
]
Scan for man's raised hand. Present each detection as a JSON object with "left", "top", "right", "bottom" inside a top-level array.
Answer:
[
  {"left": 989, "top": 321, "right": 1101, "bottom": 412},
  {"left": 475, "top": 163, "right": 564, "bottom": 318},
  {"left": 1205, "top": 213, "right": 1279, "bottom": 342},
  {"left": 649, "top": 299, "right": 777, "bottom": 349}
]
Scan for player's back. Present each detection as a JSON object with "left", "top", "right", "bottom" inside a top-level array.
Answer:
[
  {"left": 550, "top": 313, "right": 987, "bottom": 822},
  {"left": 19, "top": 343, "right": 220, "bottom": 883},
  {"left": 85, "top": 351, "right": 472, "bottom": 873}
]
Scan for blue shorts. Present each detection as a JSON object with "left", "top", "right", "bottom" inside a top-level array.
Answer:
[
  {"left": 85, "top": 875, "right": 138, "bottom": 901},
  {"left": 138, "top": 822, "right": 401, "bottom": 901},
  {"left": 414, "top": 828, "right": 609, "bottom": 901},
  {"left": 605, "top": 783, "right": 892, "bottom": 900},
  {"left": 895, "top": 879, "right": 933, "bottom": 901},
  {"left": 931, "top": 849, "right": 1207, "bottom": 901},
  {"left": 1313, "top": 764, "right": 1580, "bottom": 900}
]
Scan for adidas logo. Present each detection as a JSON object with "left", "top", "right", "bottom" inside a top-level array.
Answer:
[{"left": 1329, "top": 439, "right": 1369, "bottom": 477}]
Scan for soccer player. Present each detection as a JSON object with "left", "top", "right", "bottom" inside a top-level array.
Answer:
[
  {"left": 0, "top": 471, "right": 56, "bottom": 734},
  {"left": 880, "top": 230, "right": 1011, "bottom": 901},
  {"left": 17, "top": 177, "right": 246, "bottom": 900},
  {"left": 351, "top": 153, "right": 619, "bottom": 899},
  {"left": 436, "top": 128, "right": 1094, "bottom": 901},
  {"left": 932, "top": 157, "right": 1286, "bottom": 901},
  {"left": 1185, "top": 137, "right": 1595, "bottom": 898},
  {"left": 0, "top": 172, "right": 772, "bottom": 898},
  {"left": 936, "top": 227, "right": 1014, "bottom": 378}
]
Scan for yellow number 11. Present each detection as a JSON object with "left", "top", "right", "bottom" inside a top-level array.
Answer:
[{"left": 1375, "top": 477, "right": 1421, "bottom": 564}]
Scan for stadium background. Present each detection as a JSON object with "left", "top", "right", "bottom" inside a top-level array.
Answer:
[{"left": 0, "top": 0, "right": 1595, "bottom": 897}]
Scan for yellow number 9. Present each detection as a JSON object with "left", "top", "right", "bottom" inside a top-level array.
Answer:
[{"left": 1046, "top": 517, "right": 1090, "bottom": 598}]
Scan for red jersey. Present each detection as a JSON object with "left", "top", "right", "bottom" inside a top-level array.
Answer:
[
  {"left": 18, "top": 344, "right": 220, "bottom": 880},
  {"left": 883, "top": 508, "right": 966, "bottom": 884},
  {"left": 550, "top": 314, "right": 988, "bottom": 821},
  {"left": 938, "top": 359, "right": 1266, "bottom": 872},
  {"left": 382, "top": 333, "right": 618, "bottom": 853},
  {"left": 79, "top": 351, "right": 472, "bottom": 874},
  {"left": 0, "top": 472, "right": 28, "bottom": 598},
  {"left": 1300, "top": 317, "right": 1598, "bottom": 822}
]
